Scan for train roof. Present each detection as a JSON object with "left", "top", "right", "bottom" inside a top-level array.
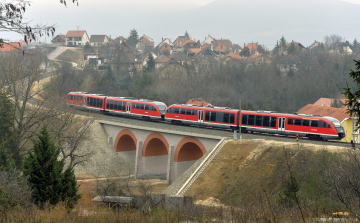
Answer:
[
  {"left": 169, "top": 104, "right": 238, "bottom": 111},
  {"left": 69, "top": 92, "right": 166, "bottom": 104}
]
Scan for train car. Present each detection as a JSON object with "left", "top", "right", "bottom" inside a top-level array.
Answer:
[
  {"left": 66, "top": 92, "right": 167, "bottom": 121},
  {"left": 165, "top": 104, "right": 239, "bottom": 130},
  {"left": 66, "top": 92, "right": 106, "bottom": 112},
  {"left": 240, "top": 111, "right": 345, "bottom": 140},
  {"left": 104, "top": 96, "right": 166, "bottom": 121}
]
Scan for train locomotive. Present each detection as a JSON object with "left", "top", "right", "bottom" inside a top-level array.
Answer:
[{"left": 67, "top": 92, "right": 345, "bottom": 141}]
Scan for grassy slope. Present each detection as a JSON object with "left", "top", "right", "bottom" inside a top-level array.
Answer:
[
  {"left": 56, "top": 49, "right": 83, "bottom": 66},
  {"left": 185, "top": 140, "right": 342, "bottom": 208}
]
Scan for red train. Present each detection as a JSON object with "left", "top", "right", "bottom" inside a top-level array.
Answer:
[
  {"left": 164, "top": 104, "right": 345, "bottom": 141},
  {"left": 66, "top": 92, "right": 167, "bottom": 121},
  {"left": 66, "top": 92, "right": 345, "bottom": 141}
]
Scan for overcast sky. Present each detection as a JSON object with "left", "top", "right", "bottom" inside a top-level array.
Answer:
[{"left": 2, "top": 0, "right": 360, "bottom": 49}]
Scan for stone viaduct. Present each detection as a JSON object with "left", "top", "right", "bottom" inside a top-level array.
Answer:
[{"left": 99, "top": 120, "right": 223, "bottom": 183}]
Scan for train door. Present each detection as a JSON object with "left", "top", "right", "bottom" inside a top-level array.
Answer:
[
  {"left": 278, "top": 117, "right": 286, "bottom": 132},
  {"left": 126, "top": 102, "right": 131, "bottom": 114},
  {"left": 83, "top": 97, "right": 86, "bottom": 107},
  {"left": 198, "top": 110, "right": 204, "bottom": 123}
]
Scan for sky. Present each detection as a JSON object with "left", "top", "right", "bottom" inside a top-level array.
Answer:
[{"left": 2, "top": 0, "right": 360, "bottom": 49}]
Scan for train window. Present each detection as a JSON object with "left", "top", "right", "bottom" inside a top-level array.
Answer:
[
  {"left": 106, "top": 100, "right": 110, "bottom": 109},
  {"left": 287, "top": 118, "right": 294, "bottom": 125},
  {"left": 311, "top": 120, "right": 318, "bottom": 127},
  {"left": 144, "top": 104, "right": 150, "bottom": 110},
  {"left": 148, "top": 105, "right": 156, "bottom": 111},
  {"left": 180, "top": 109, "right": 186, "bottom": 115},
  {"left": 270, "top": 117, "right": 277, "bottom": 127},
  {"left": 205, "top": 111, "right": 210, "bottom": 121},
  {"left": 185, "top": 109, "right": 193, "bottom": 115},
  {"left": 77, "top": 96, "right": 83, "bottom": 101},
  {"left": 256, "top": 116, "right": 263, "bottom": 126},
  {"left": 229, "top": 114, "right": 235, "bottom": 124},
  {"left": 294, "top": 119, "right": 302, "bottom": 126},
  {"left": 115, "top": 101, "right": 120, "bottom": 110},
  {"left": 263, "top": 116, "right": 270, "bottom": 127},
  {"left": 224, "top": 113, "right": 230, "bottom": 123},
  {"left": 302, "top": 120, "right": 310, "bottom": 126},
  {"left": 326, "top": 123, "right": 331, "bottom": 128},
  {"left": 174, "top": 108, "right": 180, "bottom": 114},
  {"left": 248, "top": 115, "right": 255, "bottom": 125},
  {"left": 242, "top": 114, "right": 248, "bottom": 125},
  {"left": 318, "top": 121, "right": 327, "bottom": 128},
  {"left": 167, "top": 108, "right": 174, "bottom": 113},
  {"left": 216, "top": 112, "right": 224, "bottom": 122},
  {"left": 211, "top": 112, "right": 216, "bottom": 122},
  {"left": 68, "top": 95, "right": 72, "bottom": 99}
]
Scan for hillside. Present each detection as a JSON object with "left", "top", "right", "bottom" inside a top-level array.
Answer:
[{"left": 185, "top": 139, "right": 347, "bottom": 211}]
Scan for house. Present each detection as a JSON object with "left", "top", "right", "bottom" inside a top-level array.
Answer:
[
  {"left": 194, "top": 55, "right": 218, "bottom": 73},
  {"left": 211, "top": 39, "right": 232, "bottom": 52},
  {"left": 277, "top": 55, "right": 301, "bottom": 76},
  {"left": 232, "top": 44, "right": 242, "bottom": 54},
  {"left": 154, "top": 55, "right": 170, "bottom": 69},
  {"left": 248, "top": 52, "right": 271, "bottom": 64},
  {"left": 136, "top": 35, "right": 154, "bottom": 53},
  {"left": 179, "top": 39, "right": 203, "bottom": 53},
  {"left": 169, "top": 51, "right": 192, "bottom": 66},
  {"left": 201, "top": 35, "right": 215, "bottom": 46},
  {"left": 245, "top": 42, "right": 258, "bottom": 55},
  {"left": 186, "top": 99, "right": 212, "bottom": 107},
  {"left": 156, "top": 38, "right": 174, "bottom": 56},
  {"left": 0, "top": 42, "right": 23, "bottom": 53},
  {"left": 111, "top": 52, "right": 143, "bottom": 76},
  {"left": 89, "top": 35, "right": 109, "bottom": 47},
  {"left": 285, "top": 41, "right": 306, "bottom": 50},
  {"left": 341, "top": 43, "right": 353, "bottom": 55},
  {"left": 173, "top": 35, "right": 190, "bottom": 47},
  {"left": 297, "top": 104, "right": 358, "bottom": 143},
  {"left": 84, "top": 53, "right": 105, "bottom": 66},
  {"left": 109, "top": 36, "right": 127, "bottom": 51},
  {"left": 65, "top": 30, "right": 90, "bottom": 47},
  {"left": 222, "top": 52, "right": 242, "bottom": 64},
  {"left": 157, "top": 61, "right": 187, "bottom": 80},
  {"left": 51, "top": 34, "right": 66, "bottom": 46}
]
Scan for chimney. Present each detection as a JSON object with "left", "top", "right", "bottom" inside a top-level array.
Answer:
[
  {"left": 162, "top": 37, "right": 164, "bottom": 41},
  {"left": 244, "top": 43, "right": 245, "bottom": 48},
  {"left": 194, "top": 38, "right": 195, "bottom": 41}
]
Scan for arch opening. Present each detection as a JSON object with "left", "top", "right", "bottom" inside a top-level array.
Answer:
[
  {"left": 144, "top": 138, "right": 168, "bottom": 157},
  {"left": 114, "top": 129, "right": 137, "bottom": 152},
  {"left": 177, "top": 142, "right": 204, "bottom": 162}
]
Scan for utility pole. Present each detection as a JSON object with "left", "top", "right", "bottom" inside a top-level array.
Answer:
[
  {"left": 76, "top": 26, "right": 80, "bottom": 47},
  {"left": 239, "top": 99, "right": 242, "bottom": 142}
]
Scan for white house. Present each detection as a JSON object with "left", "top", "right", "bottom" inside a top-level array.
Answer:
[{"left": 65, "top": 30, "right": 90, "bottom": 47}]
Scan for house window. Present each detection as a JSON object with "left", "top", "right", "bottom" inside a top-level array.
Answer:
[
  {"left": 137, "top": 64, "right": 140, "bottom": 68},
  {"left": 68, "top": 37, "right": 73, "bottom": 41}
]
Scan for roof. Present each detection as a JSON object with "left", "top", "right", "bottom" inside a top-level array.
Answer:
[
  {"left": 297, "top": 104, "right": 350, "bottom": 122},
  {"left": 212, "top": 39, "right": 232, "bottom": 48},
  {"left": 170, "top": 51, "right": 191, "bottom": 62},
  {"left": 232, "top": 44, "right": 242, "bottom": 50},
  {"left": 90, "top": 35, "right": 108, "bottom": 42},
  {"left": 179, "top": 39, "right": 196, "bottom": 48},
  {"left": 188, "top": 48, "right": 203, "bottom": 54},
  {"left": 245, "top": 42, "right": 258, "bottom": 52},
  {"left": 222, "top": 52, "right": 242, "bottom": 60},
  {"left": 66, "top": 30, "right": 87, "bottom": 37},
  {"left": 51, "top": 35, "right": 66, "bottom": 42},
  {"left": 111, "top": 53, "right": 143, "bottom": 64},
  {"left": 0, "top": 42, "right": 23, "bottom": 52},
  {"left": 109, "top": 36, "right": 127, "bottom": 46},
  {"left": 155, "top": 55, "right": 170, "bottom": 63},
  {"left": 140, "top": 37, "right": 154, "bottom": 47},
  {"left": 248, "top": 53, "right": 271, "bottom": 60},
  {"left": 186, "top": 99, "right": 212, "bottom": 107}
]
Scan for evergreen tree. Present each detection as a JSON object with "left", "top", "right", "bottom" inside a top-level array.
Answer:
[
  {"left": 103, "top": 65, "right": 115, "bottom": 81},
  {"left": 127, "top": 28, "right": 139, "bottom": 47},
  {"left": 280, "top": 36, "right": 287, "bottom": 49},
  {"left": 287, "top": 42, "right": 296, "bottom": 54},
  {"left": 240, "top": 47, "right": 250, "bottom": 57},
  {"left": 184, "top": 30, "right": 190, "bottom": 40},
  {"left": 205, "top": 47, "right": 212, "bottom": 55},
  {"left": 352, "top": 39, "right": 359, "bottom": 52},
  {"left": 146, "top": 52, "right": 155, "bottom": 72},
  {"left": 23, "top": 125, "right": 80, "bottom": 208},
  {"left": 84, "top": 41, "right": 92, "bottom": 53},
  {"left": 344, "top": 59, "right": 360, "bottom": 130},
  {"left": 278, "top": 174, "right": 300, "bottom": 206}
]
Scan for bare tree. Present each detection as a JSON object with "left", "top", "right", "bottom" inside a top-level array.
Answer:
[{"left": 324, "top": 34, "right": 345, "bottom": 50}]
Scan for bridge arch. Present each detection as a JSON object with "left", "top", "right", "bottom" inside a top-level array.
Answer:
[
  {"left": 142, "top": 133, "right": 169, "bottom": 157},
  {"left": 114, "top": 129, "right": 137, "bottom": 152},
  {"left": 174, "top": 137, "right": 206, "bottom": 162}
]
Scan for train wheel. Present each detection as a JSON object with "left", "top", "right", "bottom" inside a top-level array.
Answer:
[{"left": 171, "top": 120, "right": 177, "bottom": 125}]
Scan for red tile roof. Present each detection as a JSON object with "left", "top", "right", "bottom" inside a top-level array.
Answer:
[
  {"left": 186, "top": 99, "right": 212, "bottom": 107},
  {"left": 245, "top": 43, "right": 258, "bottom": 52},
  {"left": 313, "top": 97, "right": 350, "bottom": 109},
  {"left": 297, "top": 104, "right": 350, "bottom": 122},
  {"left": 188, "top": 48, "right": 203, "bottom": 54},
  {"left": 179, "top": 39, "right": 196, "bottom": 48},
  {"left": 140, "top": 37, "right": 154, "bottom": 47},
  {"left": 223, "top": 51, "right": 242, "bottom": 60},
  {"left": 0, "top": 42, "right": 23, "bottom": 52},
  {"left": 66, "top": 30, "right": 86, "bottom": 37}
]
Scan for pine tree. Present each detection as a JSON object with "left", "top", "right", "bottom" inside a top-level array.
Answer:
[
  {"left": 127, "top": 28, "right": 139, "bottom": 47},
  {"left": 23, "top": 125, "right": 80, "bottom": 208},
  {"left": 240, "top": 47, "right": 250, "bottom": 57},
  {"left": 146, "top": 52, "right": 155, "bottom": 72},
  {"left": 184, "top": 30, "right": 190, "bottom": 40},
  {"left": 344, "top": 59, "right": 360, "bottom": 130}
]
